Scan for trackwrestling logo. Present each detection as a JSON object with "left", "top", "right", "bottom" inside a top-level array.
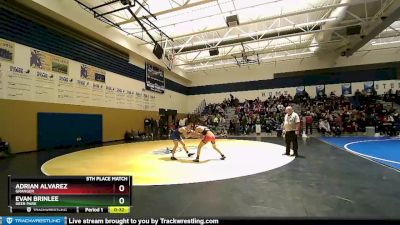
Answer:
[{"left": 2, "top": 217, "right": 64, "bottom": 225}]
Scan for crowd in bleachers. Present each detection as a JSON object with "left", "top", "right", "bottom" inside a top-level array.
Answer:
[
  {"left": 123, "top": 87, "right": 400, "bottom": 141},
  {"left": 384, "top": 88, "right": 400, "bottom": 105},
  {"left": 300, "top": 89, "right": 399, "bottom": 136},
  {"left": 199, "top": 94, "right": 293, "bottom": 135},
  {"left": 197, "top": 88, "right": 400, "bottom": 137}
]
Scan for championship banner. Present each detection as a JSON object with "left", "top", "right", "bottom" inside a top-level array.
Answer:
[
  {"left": 316, "top": 84, "right": 325, "bottom": 96},
  {"left": 0, "top": 38, "right": 15, "bottom": 62},
  {"left": 364, "top": 81, "right": 374, "bottom": 93},
  {"left": 341, "top": 83, "right": 352, "bottom": 95},
  {"left": 295, "top": 86, "right": 305, "bottom": 95},
  {"left": 30, "top": 49, "right": 69, "bottom": 75},
  {"left": 145, "top": 63, "right": 165, "bottom": 94},
  {"left": 80, "top": 64, "right": 105, "bottom": 83}
]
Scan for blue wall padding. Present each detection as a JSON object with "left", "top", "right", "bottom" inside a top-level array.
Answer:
[{"left": 38, "top": 113, "right": 102, "bottom": 149}]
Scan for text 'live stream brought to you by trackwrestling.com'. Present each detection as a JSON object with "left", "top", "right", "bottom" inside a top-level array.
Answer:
[
  {"left": 68, "top": 217, "right": 220, "bottom": 225},
  {"left": 0, "top": 217, "right": 220, "bottom": 225}
]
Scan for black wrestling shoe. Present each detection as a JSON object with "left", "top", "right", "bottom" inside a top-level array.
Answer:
[
  {"left": 220, "top": 155, "right": 226, "bottom": 160},
  {"left": 193, "top": 158, "right": 199, "bottom": 162},
  {"left": 187, "top": 153, "right": 195, "bottom": 157},
  {"left": 171, "top": 156, "right": 177, "bottom": 160},
  {"left": 282, "top": 153, "right": 289, "bottom": 156}
]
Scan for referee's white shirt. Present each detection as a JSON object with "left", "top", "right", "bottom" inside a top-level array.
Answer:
[{"left": 284, "top": 112, "right": 300, "bottom": 132}]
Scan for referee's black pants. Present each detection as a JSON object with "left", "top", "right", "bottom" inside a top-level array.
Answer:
[{"left": 285, "top": 131, "right": 298, "bottom": 156}]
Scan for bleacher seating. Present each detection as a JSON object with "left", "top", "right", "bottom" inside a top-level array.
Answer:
[{"left": 193, "top": 90, "right": 400, "bottom": 137}]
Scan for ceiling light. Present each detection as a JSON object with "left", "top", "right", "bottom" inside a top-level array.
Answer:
[
  {"left": 185, "top": 51, "right": 314, "bottom": 70},
  {"left": 371, "top": 40, "right": 400, "bottom": 46},
  {"left": 120, "top": 0, "right": 132, "bottom": 6},
  {"left": 226, "top": 15, "right": 240, "bottom": 27},
  {"left": 287, "top": 52, "right": 313, "bottom": 56},
  {"left": 297, "top": 17, "right": 337, "bottom": 27},
  {"left": 261, "top": 51, "right": 313, "bottom": 60},
  {"left": 167, "top": 18, "right": 337, "bottom": 51}
]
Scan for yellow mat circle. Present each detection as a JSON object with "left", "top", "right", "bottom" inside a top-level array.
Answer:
[{"left": 41, "top": 139, "right": 295, "bottom": 185}]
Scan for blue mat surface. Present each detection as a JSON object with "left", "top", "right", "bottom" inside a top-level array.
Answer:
[{"left": 320, "top": 136, "right": 400, "bottom": 170}]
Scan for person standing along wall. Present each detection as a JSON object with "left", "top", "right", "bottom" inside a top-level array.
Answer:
[{"left": 283, "top": 106, "right": 300, "bottom": 157}]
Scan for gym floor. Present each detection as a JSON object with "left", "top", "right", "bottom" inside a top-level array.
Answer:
[{"left": 0, "top": 137, "right": 399, "bottom": 218}]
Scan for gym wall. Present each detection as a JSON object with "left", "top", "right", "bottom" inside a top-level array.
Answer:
[
  {"left": 187, "top": 45, "right": 400, "bottom": 87},
  {"left": 185, "top": 45, "right": 400, "bottom": 111},
  {"left": 187, "top": 79, "right": 400, "bottom": 112},
  {"left": 0, "top": 38, "right": 186, "bottom": 153},
  {"left": 0, "top": 99, "right": 160, "bottom": 153}
]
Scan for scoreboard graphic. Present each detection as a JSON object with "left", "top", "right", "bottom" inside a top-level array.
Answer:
[{"left": 8, "top": 176, "right": 132, "bottom": 214}]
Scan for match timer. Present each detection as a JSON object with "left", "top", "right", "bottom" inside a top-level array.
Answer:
[
  {"left": 108, "top": 206, "right": 130, "bottom": 214},
  {"left": 8, "top": 176, "right": 132, "bottom": 214}
]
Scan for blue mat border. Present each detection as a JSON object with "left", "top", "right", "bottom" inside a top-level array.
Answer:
[{"left": 317, "top": 136, "right": 400, "bottom": 173}]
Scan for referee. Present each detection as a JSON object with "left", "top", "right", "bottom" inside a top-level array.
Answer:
[{"left": 283, "top": 106, "right": 300, "bottom": 157}]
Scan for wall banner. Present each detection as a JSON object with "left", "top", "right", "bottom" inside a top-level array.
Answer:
[
  {"left": 316, "top": 84, "right": 325, "bottom": 96},
  {"left": 80, "top": 64, "right": 106, "bottom": 83},
  {"left": 0, "top": 38, "right": 15, "bottom": 62},
  {"left": 341, "top": 83, "right": 352, "bottom": 95},
  {"left": 296, "top": 86, "right": 305, "bottom": 95},
  {"left": 30, "top": 49, "right": 69, "bottom": 74},
  {"left": 364, "top": 81, "right": 374, "bottom": 93}
]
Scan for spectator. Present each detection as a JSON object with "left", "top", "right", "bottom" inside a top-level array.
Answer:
[
  {"left": 150, "top": 118, "right": 155, "bottom": 136},
  {"left": 229, "top": 120, "right": 234, "bottom": 135},
  {"left": 144, "top": 117, "right": 151, "bottom": 136},
  {"left": 305, "top": 113, "right": 313, "bottom": 135},
  {"left": 0, "top": 137, "right": 9, "bottom": 156},
  {"left": 153, "top": 118, "right": 159, "bottom": 138},
  {"left": 357, "top": 115, "right": 367, "bottom": 132},
  {"left": 219, "top": 128, "right": 228, "bottom": 138},
  {"left": 319, "top": 119, "right": 331, "bottom": 135},
  {"left": 124, "top": 130, "right": 135, "bottom": 141},
  {"left": 382, "top": 113, "right": 395, "bottom": 136},
  {"left": 213, "top": 115, "right": 219, "bottom": 127}
]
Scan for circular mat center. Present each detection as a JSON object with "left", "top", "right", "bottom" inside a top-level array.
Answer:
[{"left": 41, "top": 139, "right": 295, "bottom": 185}]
